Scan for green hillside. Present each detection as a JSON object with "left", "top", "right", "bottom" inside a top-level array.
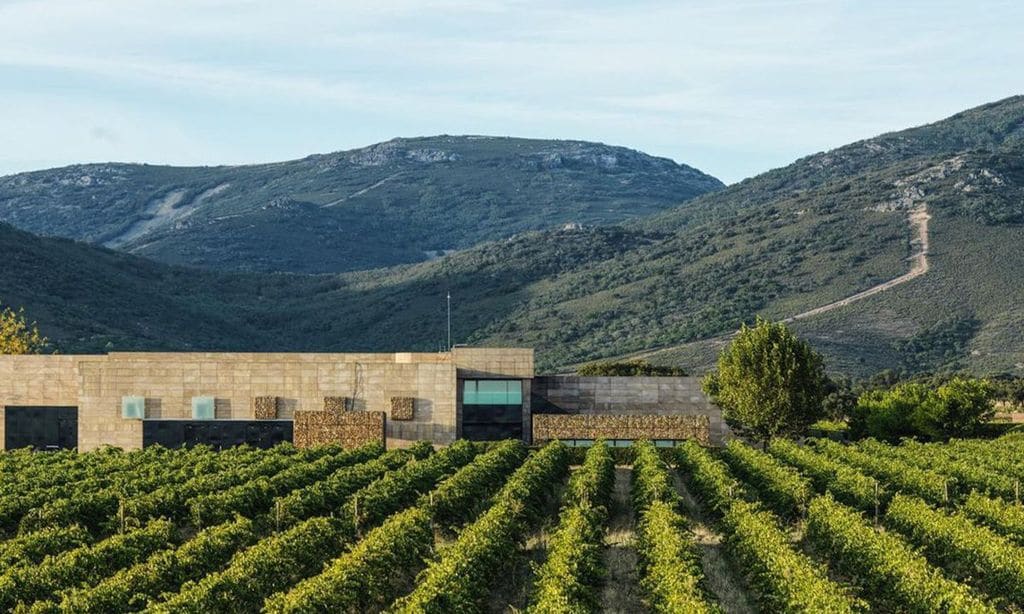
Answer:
[
  {"left": 0, "top": 136, "right": 722, "bottom": 273},
  {"left": 1, "top": 97, "right": 1023, "bottom": 377}
]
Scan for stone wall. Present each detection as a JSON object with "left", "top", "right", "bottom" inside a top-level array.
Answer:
[
  {"left": 293, "top": 409, "right": 385, "bottom": 448},
  {"left": 532, "top": 376, "right": 727, "bottom": 444},
  {"left": 0, "top": 350, "right": 504, "bottom": 450},
  {"left": 0, "top": 355, "right": 89, "bottom": 450},
  {"left": 532, "top": 414, "right": 711, "bottom": 445}
]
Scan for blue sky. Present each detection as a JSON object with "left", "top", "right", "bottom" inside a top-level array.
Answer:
[{"left": 1, "top": 0, "right": 1022, "bottom": 183}]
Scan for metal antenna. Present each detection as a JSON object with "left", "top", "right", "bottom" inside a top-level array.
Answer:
[{"left": 446, "top": 291, "right": 452, "bottom": 351}]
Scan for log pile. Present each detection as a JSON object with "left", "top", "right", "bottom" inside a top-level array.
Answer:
[
  {"left": 532, "top": 413, "right": 710, "bottom": 445},
  {"left": 390, "top": 396, "right": 415, "bottom": 421}
]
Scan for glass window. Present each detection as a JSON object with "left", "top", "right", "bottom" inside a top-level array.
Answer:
[
  {"left": 192, "top": 397, "right": 215, "bottom": 420},
  {"left": 477, "top": 380, "right": 507, "bottom": 404},
  {"left": 612, "top": 439, "right": 632, "bottom": 448},
  {"left": 654, "top": 440, "right": 676, "bottom": 448},
  {"left": 506, "top": 382, "right": 523, "bottom": 405},
  {"left": 462, "top": 380, "right": 523, "bottom": 405},
  {"left": 463, "top": 381, "right": 479, "bottom": 405},
  {"left": 122, "top": 396, "right": 145, "bottom": 419}
]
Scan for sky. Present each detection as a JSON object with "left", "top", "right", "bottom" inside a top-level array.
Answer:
[{"left": 1, "top": 0, "right": 1022, "bottom": 184}]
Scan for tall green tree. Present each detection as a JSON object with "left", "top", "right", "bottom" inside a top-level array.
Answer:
[
  {"left": 703, "top": 318, "right": 826, "bottom": 444},
  {"left": 0, "top": 305, "right": 47, "bottom": 354}
]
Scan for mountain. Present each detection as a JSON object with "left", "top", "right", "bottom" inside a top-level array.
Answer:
[
  {"left": 0, "top": 136, "right": 723, "bottom": 273},
  {"left": 1, "top": 97, "right": 1023, "bottom": 377}
]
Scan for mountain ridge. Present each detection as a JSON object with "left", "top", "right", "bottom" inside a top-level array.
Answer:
[
  {"left": 0, "top": 135, "right": 723, "bottom": 274},
  {"left": 1, "top": 98, "right": 1023, "bottom": 377}
]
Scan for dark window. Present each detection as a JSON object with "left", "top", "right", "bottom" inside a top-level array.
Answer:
[
  {"left": 460, "top": 379, "right": 525, "bottom": 442},
  {"left": 142, "top": 420, "right": 292, "bottom": 449},
  {"left": 4, "top": 406, "right": 78, "bottom": 451}
]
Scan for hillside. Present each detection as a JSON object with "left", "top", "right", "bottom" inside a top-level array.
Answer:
[
  {"left": 1, "top": 97, "right": 1023, "bottom": 376},
  {"left": 0, "top": 136, "right": 723, "bottom": 273}
]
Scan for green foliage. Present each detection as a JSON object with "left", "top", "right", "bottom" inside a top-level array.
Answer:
[
  {"left": 722, "top": 500, "right": 865, "bottom": 613},
  {"left": 630, "top": 440, "right": 680, "bottom": 513},
  {"left": 55, "top": 516, "right": 258, "bottom": 613},
  {"left": 527, "top": 443, "right": 615, "bottom": 614},
  {"left": 858, "top": 438, "right": 1015, "bottom": 500},
  {"left": 812, "top": 438, "right": 951, "bottom": 505},
  {"left": 343, "top": 439, "right": 477, "bottom": 530},
  {"left": 962, "top": 492, "right": 1024, "bottom": 546},
  {"left": 805, "top": 495, "right": 995, "bottom": 613},
  {"left": 389, "top": 441, "right": 569, "bottom": 613},
  {"left": 705, "top": 318, "right": 827, "bottom": 443},
  {"left": 721, "top": 440, "right": 812, "bottom": 518},
  {"left": 151, "top": 517, "right": 349, "bottom": 613},
  {"left": 272, "top": 447, "right": 419, "bottom": 527},
  {"left": 576, "top": 359, "right": 687, "bottom": 377},
  {"left": 263, "top": 507, "right": 434, "bottom": 614},
  {"left": 673, "top": 440, "right": 744, "bottom": 515},
  {"left": 674, "top": 441, "right": 858, "bottom": 612},
  {"left": 851, "top": 378, "right": 995, "bottom": 441},
  {"left": 189, "top": 443, "right": 382, "bottom": 526},
  {"left": 635, "top": 499, "right": 719, "bottom": 614},
  {"left": 0, "top": 525, "right": 91, "bottom": 569},
  {"left": 885, "top": 494, "right": 1024, "bottom": 608},
  {"left": 423, "top": 439, "right": 526, "bottom": 528},
  {"left": 766, "top": 439, "right": 881, "bottom": 512},
  {"left": 630, "top": 441, "right": 718, "bottom": 613},
  {"left": 0, "top": 519, "right": 176, "bottom": 612},
  {"left": 0, "top": 304, "right": 47, "bottom": 354}
]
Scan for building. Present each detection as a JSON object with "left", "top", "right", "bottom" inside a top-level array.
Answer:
[{"left": 0, "top": 348, "right": 723, "bottom": 451}]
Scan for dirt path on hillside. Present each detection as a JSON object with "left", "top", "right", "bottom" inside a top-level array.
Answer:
[
  {"left": 782, "top": 204, "right": 930, "bottom": 323},
  {"left": 601, "top": 467, "right": 648, "bottom": 613},
  {"left": 596, "top": 204, "right": 931, "bottom": 365},
  {"left": 320, "top": 172, "right": 406, "bottom": 207}
]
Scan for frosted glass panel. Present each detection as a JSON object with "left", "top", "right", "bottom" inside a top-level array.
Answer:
[
  {"left": 192, "top": 397, "right": 215, "bottom": 420},
  {"left": 122, "top": 396, "right": 145, "bottom": 419}
]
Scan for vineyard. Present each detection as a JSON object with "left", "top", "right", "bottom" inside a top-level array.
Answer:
[{"left": 1, "top": 434, "right": 1024, "bottom": 613}]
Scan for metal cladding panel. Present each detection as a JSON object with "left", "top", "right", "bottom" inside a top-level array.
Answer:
[
  {"left": 142, "top": 420, "right": 293, "bottom": 449},
  {"left": 4, "top": 406, "right": 78, "bottom": 451}
]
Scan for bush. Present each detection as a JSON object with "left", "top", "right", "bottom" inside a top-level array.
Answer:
[
  {"left": 576, "top": 359, "right": 687, "bottom": 377},
  {"left": 851, "top": 378, "right": 994, "bottom": 441}
]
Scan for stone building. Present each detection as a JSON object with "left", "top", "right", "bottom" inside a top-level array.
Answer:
[{"left": 0, "top": 348, "right": 724, "bottom": 451}]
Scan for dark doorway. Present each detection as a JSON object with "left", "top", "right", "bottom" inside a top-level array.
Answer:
[
  {"left": 4, "top": 406, "right": 79, "bottom": 451},
  {"left": 461, "top": 404, "right": 523, "bottom": 441}
]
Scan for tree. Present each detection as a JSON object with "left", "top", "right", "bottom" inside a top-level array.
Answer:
[
  {"left": 850, "top": 383, "right": 930, "bottom": 441},
  {"left": 576, "top": 359, "right": 687, "bottom": 377},
  {"left": 925, "top": 377, "right": 994, "bottom": 438},
  {"left": 850, "top": 377, "right": 994, "bottom": 441},
  {"left": 703, "top": 318, "right": 826, "bottom": 444},
  {"left": 0, "top": 305, "right": 47, "bottom": 354}
]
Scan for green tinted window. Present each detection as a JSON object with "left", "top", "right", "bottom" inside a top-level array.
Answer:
[
  {"left": 463, "top": 381, "right": 479, "bottom": 405},
  {"left": 462, "top": 380, "right": 523, "bottom": 405}
]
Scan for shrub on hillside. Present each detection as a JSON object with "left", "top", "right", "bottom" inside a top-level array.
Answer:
[{"left": 850, "top": 377, "right": 994, "bottom": 441}]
